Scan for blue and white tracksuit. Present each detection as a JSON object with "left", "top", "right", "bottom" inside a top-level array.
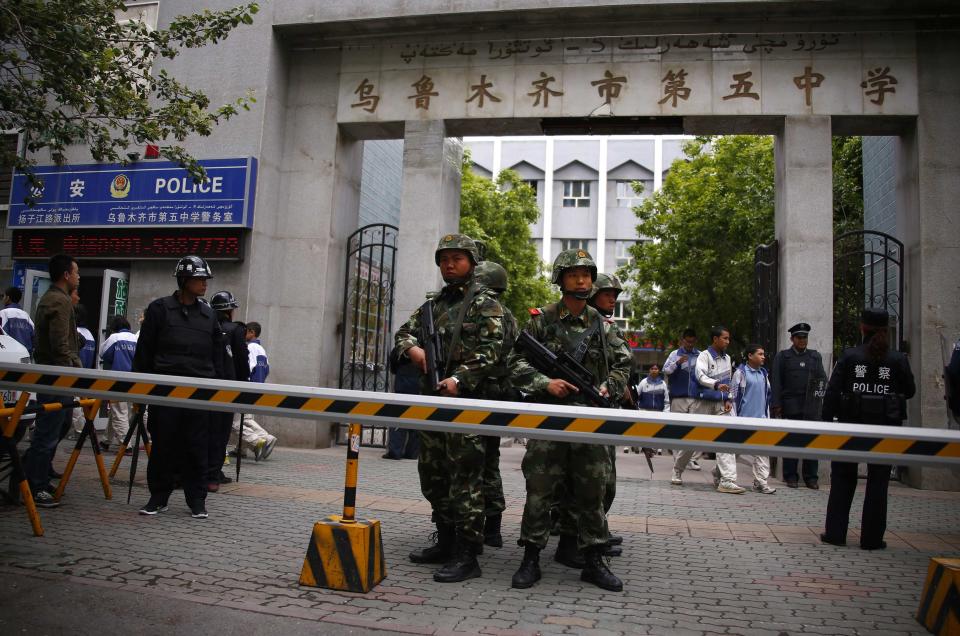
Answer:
[
  {"left": 673, "top": 347, "right": 736, "bottom": 483},
  {"left": 662, "top": 346, "right": 700, "bottom": 413},
  {"left": 233, "top": 339, "right": 275, "bottom": 451},
  {"left": 100, "top": 329, "right": 138, "bottom": 445},
  {"left": 729, "top": 365, "right": 773, "bottom": 487},
  {"left": 636, "top": 376, "right": 670, "bottom": 411},
  {"left": 0, "top": 303, "right": 35, "bottom": 355}
]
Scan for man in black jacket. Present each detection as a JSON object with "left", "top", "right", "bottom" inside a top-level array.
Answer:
[
  {"left": 771, "top": 323, "right": 827, "bottom": 488},
  {"left": 134, "top": 256, "right": 223, "bottom": 519},
  {"left": 208, "top": 290, "right": 249, "bottom": 492},
  {"left": 820, "top": 308, "right": 916, "bottom": 550}
]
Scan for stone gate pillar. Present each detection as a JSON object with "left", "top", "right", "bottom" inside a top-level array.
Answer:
[
  {"left": 897, "top": 32, "right": 960, "bottom": 491},
  {"left": 394, "top": 120, "right": 463, "bottom": 323},
  {"left": 774, "top": 116, "right": 834, "bottom": 361}
]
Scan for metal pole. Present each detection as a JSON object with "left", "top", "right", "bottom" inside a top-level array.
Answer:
[{"left": 341, "top": 423, "right": 362, "bottom": 523}]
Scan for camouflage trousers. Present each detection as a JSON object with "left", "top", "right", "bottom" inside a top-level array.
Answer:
[
  {"left": 554, "top": 445, "right": 616, "bottom": 534},
  {"left": 520, "top": 439, "right": 611, "bottom": 551},
  {"left": 482, "top": 436, "right": 506, "bottom": 517},
  {"left": 417, "top": 430, "right": 486, "bottom": 547}
]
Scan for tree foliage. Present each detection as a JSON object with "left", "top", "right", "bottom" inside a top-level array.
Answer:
[
  {"left": 621, "top": 136, "right": 776, "bottom": 352},
  {"left": 1, "top": 0, "right": 259, "bottom": 191},
  {"left": 622, "top": 134, "right": 864, "bottom": 356},
  {"left": 459, "top": 158, "right": 554, "bottom": 324}
]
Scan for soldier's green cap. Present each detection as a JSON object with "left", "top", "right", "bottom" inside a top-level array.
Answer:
[
  {"left": 474, "top": 261, "right": 508, "bottom": 292},
  {"left": 589, "top": 272, "right": 623, "bottom": 299},
  {"left": 551, "top": 248, "right": 597, "bottom": 285},
  {"left": 435, "top": 233, "right": 482, "bottom": 265}
]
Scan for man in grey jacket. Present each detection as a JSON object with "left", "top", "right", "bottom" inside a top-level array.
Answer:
[{"left": 24, "top": 253, "right": 82, "bottom": 508}]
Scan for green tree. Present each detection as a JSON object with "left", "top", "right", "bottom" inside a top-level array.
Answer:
[
  {"left": 622, "top": 134, "right": 864, "bottom": 355},
  {"left": 1, "top": 1, "right": 259, "bottom": 190},
  {"left": 621, "top": 136, "right": 776, "bottom": 352},
  {"left": 459, "top": 158, "right": 554, "bottom": 323}
]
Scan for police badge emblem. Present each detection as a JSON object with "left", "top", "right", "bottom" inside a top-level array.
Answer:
[{"left": 110, "top": 174, "right": 131, "bottom": 199}]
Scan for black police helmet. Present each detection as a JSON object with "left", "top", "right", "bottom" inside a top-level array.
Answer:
[{"left": 210, "top": 290, "right": 239, "bottom": 312}]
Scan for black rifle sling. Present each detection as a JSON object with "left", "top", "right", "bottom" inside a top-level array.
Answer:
[
  {"left": 566, "top": 310, "right": 602, "bottom": 363},
  {"left": 443, "top": 284, "right": 478, "bottom": 378}
]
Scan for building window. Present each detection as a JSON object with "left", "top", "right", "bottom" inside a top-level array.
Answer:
[
  {"left": 523, "top": 179, "right": 539, "bottom": 195},
  {"left": 615, "top": 240, "right": 635, "bottom": 267},
  {"left": 562, "top": 180, "right": 590, "bottom": 207},
  {"left": 616, "top": 180, "right": 644, "bottom": 207},
  {"left": 560, "top": 239, "right": 588, "bottom": 252},
  {"left": 614, "top": 300, "right": 633, "bottom": 330}
]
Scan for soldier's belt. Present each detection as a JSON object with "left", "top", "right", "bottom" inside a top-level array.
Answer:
[{"left": 1, "top": 362, "right": 958, "bottom": 467}]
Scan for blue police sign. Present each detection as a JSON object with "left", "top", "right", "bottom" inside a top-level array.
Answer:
[{"left": 8, "top": 157, "right": 257, "bottom": 229}]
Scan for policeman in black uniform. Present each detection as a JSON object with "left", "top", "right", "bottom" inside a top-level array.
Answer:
[
  {"left": 771, "top": 323, "right": 827, "bottom": 488},
  {"left": 208, "top": 290, "right": 249, "bottom": 492},
  {"left": 820, "top": 308, "right": 915, "bottom": 550},
  {"left": 135, "top": 256, "right": 224, "bottom": 519}
]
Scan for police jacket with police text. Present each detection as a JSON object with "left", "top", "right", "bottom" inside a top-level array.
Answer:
[
  {"left": 821, "top": 342, "right": 916, "bottom": 426},
  {"left": 133, "top": 292, "right": 224, "bottom": 379}
]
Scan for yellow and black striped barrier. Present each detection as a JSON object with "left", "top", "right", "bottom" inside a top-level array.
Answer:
[
  {"left": 0, "top": 394, "right": 107, "bottom": 536},
  {"left": 299, "top": 423, "right": 386, "bottom": 593},
  {"left": 917, "top": 558, "right": 960, "bottom": 635},
  {"left": 1, "top": 362, "right": 959, "bottom": 467}
]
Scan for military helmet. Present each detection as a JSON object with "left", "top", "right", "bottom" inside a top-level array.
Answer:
[
  {"left": 173, "top": 255, "right": 213, "bottom": 280},
  {"left": 474, "top": 261, "right": 508, "bottom": 293},
  {"left": 210, "top": 290, "right": 240, "bottom": 312},
  {"left": 434, "top": 233, "right": 482, "bottom": 266},
  {"left": 551, "top": 248, "right": 597, "bottom": 285},
  {"left": 590, "top": 272, "right": 623, "bottom": 299}
]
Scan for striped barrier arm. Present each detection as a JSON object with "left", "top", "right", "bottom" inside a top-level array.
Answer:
[{"left": 1, "top": 362, "right": 958, "bottom": 467}]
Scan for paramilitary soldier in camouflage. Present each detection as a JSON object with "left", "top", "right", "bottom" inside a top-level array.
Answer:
[
  {"left": 393, "top": 234, "right": 507, "bottom": 583},
  {"left": 587, "top": 273, "right": 627, "bottom": 554},
  {"left": 470, "top": 261, "right": 519, "bottom": 550},
  {"left": 510, "top": 250, "right": 631, "bottom": 592}
]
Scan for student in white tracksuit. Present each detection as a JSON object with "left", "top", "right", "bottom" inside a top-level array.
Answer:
[
  {"left": 99, "top": 316, "right": 138, "bottom": 447},
  {"left": 232, "top": 321, "right": 277, "bottom": 459},
  {"left": 671, "top": 326, "right": 744, "bottom": 493}
]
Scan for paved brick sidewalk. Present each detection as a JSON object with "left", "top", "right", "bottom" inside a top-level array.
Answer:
[{"left": 1, "top": 441, "right": 957, "bottom": 635}]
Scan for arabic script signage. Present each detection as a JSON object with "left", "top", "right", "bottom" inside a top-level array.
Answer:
[{"left": 337, "top": 32, "right": 917, "bottom": 122}]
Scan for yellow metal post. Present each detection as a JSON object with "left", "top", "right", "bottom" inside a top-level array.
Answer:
[
  {"left": 299, "top": 423, "right": 386, "bottom": 593},
  {"left": 1, "top": 392, "right": 43, "bottom": 536}
]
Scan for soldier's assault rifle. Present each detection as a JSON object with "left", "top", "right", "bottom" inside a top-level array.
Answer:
[
  {"left": 515, "top": 331, "right": 611, "bottom": 408},
  {"left": 419, "top": 300, "right": 445, "bottom": 392}
]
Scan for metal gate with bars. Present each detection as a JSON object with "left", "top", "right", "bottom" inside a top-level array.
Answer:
[
  {"left": 752, "top": 240, "right": 779, "bottom": 368},
  {"left": 833, "top": 230, "right": 904, "bottom": 359},
  {"left": 335, "top": 223, "right": 398, "bottom": 447}
]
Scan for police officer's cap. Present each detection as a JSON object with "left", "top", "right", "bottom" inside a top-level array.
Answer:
[
  {"left": 788, "top": 323, "right": 811, "bottom": 337},
  {"left": 861, "top": 307, "right": 889, "bottom": 327}
]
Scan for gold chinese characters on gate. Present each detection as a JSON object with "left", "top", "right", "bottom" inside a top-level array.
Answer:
[{"left": 349, "top": 65, "right": 899, "bottom": 114}]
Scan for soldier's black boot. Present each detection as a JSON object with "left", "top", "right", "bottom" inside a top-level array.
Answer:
[
  {"left": 511, "top": 544, "right": 542, "bottom": 589},
  {"left": 483, "top": 513, "right": 503, "bottom": 548},
  {"left": 608, "top": 534, "right": 623, "bottom": 546},
  {"left": 553, "top": 534, "right": 586, "bottom": 569},
  {"left": 433, "top": 539, "right": 481, "bottom": 583},
  {"left": 409, "top": 523, "right": 455, "bottom": 564},
  {"left": 580, "top": 546, "right": 623, "bottom": 592}
]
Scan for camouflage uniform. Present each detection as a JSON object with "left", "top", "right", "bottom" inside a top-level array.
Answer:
[
  {"left": 471, "top": 262, "right": 519, "bottom": 520},
  {"left": 394, "top": 238, "right": 506, "bottom": 550},
  {"left": 512, "top": 256, "right": 632, "bottom": 551}
]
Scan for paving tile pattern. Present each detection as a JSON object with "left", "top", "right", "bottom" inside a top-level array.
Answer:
[{"left": 1, "top": 443, "right": 958, "bottom": 635}]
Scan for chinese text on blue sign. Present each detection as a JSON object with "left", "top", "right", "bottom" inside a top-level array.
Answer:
[{"left": 8, "top": 158, "right": 257, "bottom": 229}]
